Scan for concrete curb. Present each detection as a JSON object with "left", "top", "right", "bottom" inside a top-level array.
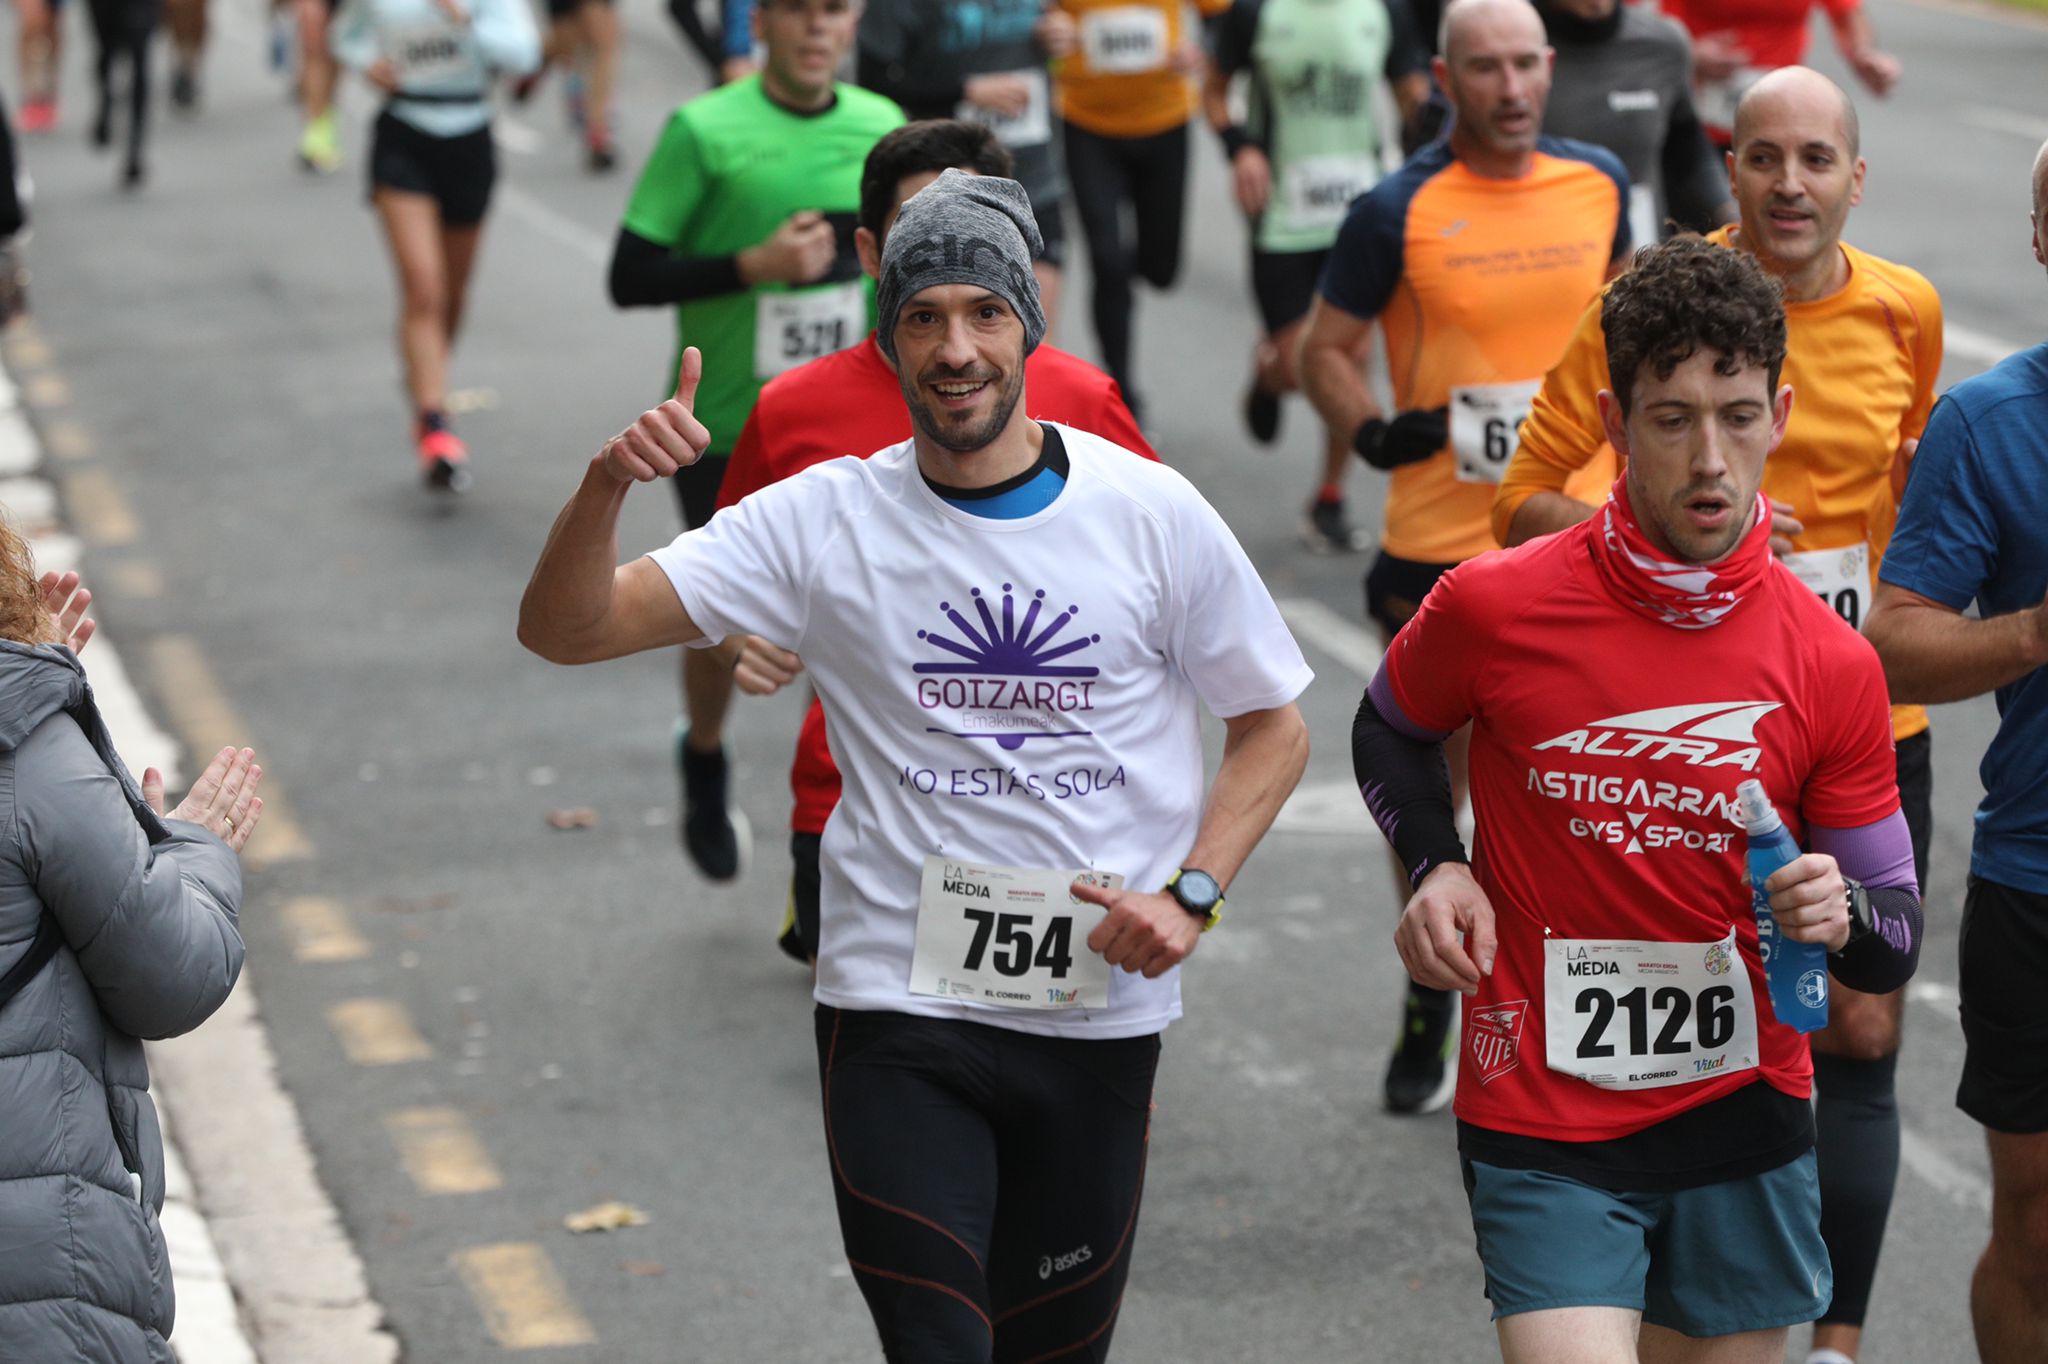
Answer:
[{"left": 151, "top": 984, "right": 403, "bottom": 1364}]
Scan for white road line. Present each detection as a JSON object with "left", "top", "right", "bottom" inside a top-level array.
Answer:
[
  {"left": 1901, "top": 1128, "right": 1993, "bottom": 1213},
  {"left": 1948, "top": 322, "right": 2026, "bottom": 369},
  {"left": 495, "top": 182, "right": 610, "bottom": 266},
  {"left": 1962, "top": 105, "right": 2048, "bottom": 142},
  {"left": 1909, "top": 979, "right": 1962, "bottom": 1016},
  {"left": 491, "top": 114, "right": 543, "bottom": 157},
  {"left": 1277, "top": 596, "right": 1384, "bottom": 682}
]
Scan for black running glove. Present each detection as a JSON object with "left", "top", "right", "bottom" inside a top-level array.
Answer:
[{"left": 1353, "top": 407, "right": 1450, "bottom": 471}]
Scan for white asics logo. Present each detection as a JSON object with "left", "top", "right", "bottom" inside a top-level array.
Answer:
[
  {"left": 1532, "top": 701, "right": 1781, "bottom": 772},
  {"left": 1039, "top": 1245, "right": 1093, "bottom": 1280}
]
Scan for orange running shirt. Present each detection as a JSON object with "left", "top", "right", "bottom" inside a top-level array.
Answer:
[
  {"left": 1054, "top": 0, "right": 1229, "bottom": 139},
  {"left": 1492, "top": 228, "right": 1943, "bottom": 740},
  {"left": 1318, "top": 137, "right": 1629, "bottom": 563}
]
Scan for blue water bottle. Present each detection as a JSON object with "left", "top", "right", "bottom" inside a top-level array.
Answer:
[{"left": 1736, "top": 779, "right": 1829, "bottom": 1032}]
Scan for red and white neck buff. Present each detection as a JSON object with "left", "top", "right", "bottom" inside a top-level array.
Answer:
[{"left": 1592, "top": 476, "right": 1773, "bottom": 630}]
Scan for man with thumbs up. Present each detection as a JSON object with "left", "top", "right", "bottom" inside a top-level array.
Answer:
[{"left": 523, "top": 170, "right": 1310, "bottom": 1361}]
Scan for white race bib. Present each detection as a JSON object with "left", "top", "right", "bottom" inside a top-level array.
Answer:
[
  {"left": 957, "top": 68, "right": 1052, "bottom": 149},
  {"left": 385, "top": 20, "right": 468, "bottom": 83},
  {"left": 1695, "top": 64, "right": 1766, "bottom": 132},
  {"left": 1079, "top": 6, "right": 1168, "bottom": 74},
  {"left": 908, "top": 856, "right": 1120, "bottom": 1010},
  {"left": 1783, "top": 541, "right": 1871, "bottom": 632},
  {"left": 1450, "top": 379, "right": 1540, "bottom": 485},
  {"left": 1279, "top": 153, "right": 1378, "bottom": 235},
  {"left": 1544, "top": 928, "right": 1760, "bottom": 1091},
  {"left": 754, "top": 280, "right": 865, "bottom": 380}
]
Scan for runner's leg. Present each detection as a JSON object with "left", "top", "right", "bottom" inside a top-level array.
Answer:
[
  {"left": 985, "top": 1032, "right": 1159, "bottom": 1363},
  {"left": 1958, "top": 876, "right": 2048, "bottom": 1362},
  {"left": 375, "top": 186, "right": 452, "bottom": 419},
  {"left": 578, "top": 0, "right": 619, "bottom": 167},
  {"left": 296, "top": 0, "right": 340, "bottom": 171},
  {"left": 1127, "top": 122, "right": 1187, "bottom": 293},
  {"left": 818, "top": 1007, "right": 999, "bottom": 1363},
  {"left": 1063, "top": 121, "right": 1139, "bottom": 412},
  {"left": 666, "top": 0, "right": 722, "bottom": 71},
  {"left": 165, "top": 0, "right": 204, "bottom": 105},
  {"left": 17, "top": 0, "right": 59, "bottom": 122},
  {"left": 1495, "top": 1308, "right": 1639, "bottom": 1364},
  {"left": 119, "top": 0, "right": 151, "bottom": 185},
  {"left": 1370, "top": 557, "right": 1469, "bottom": 1113},
  {"left": 1808, "top": 727, "right": 1927, "bottom": 1359},
  {"left": 1635, "top": 1324, "right": 1788, "bottom": 1363},
  {"left": 1975, "top": 1129, "right": 2048, "bottom": 1363},
  {"left": 669, "top": 456, "right": 742, "bottom": 879}
]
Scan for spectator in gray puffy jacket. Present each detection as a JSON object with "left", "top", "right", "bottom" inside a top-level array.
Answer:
[{"left": 0, "top": 515, "right": 263, "bottom": 1364}]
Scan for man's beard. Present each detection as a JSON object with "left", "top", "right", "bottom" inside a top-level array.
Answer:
[{"left": 903, "top": 362, "right": 1026, "bottom": 454}]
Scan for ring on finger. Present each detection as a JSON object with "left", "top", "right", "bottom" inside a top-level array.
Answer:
[{"left": 224, "top": 815, "right": 236, "bottom": 834}]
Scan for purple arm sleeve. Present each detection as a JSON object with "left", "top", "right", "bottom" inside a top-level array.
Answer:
[
  {"left": 1810, "top": 810, "right": 1922, "bottom": 993},
  {"left": 1353, "top": 666, "right": 1465, "bottom": 888}
]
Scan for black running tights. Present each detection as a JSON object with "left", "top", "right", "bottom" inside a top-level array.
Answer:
[
  {"left": 816, "top": 1006, "right": 1159, "bottom": 1363},
  {"left": 1062, "top": 120, "right": 1189, "bottom": 411}
]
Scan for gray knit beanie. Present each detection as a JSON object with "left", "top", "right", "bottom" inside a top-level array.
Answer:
[{"left": 875, "top": 169, "right": 1046, "bottom": 365}]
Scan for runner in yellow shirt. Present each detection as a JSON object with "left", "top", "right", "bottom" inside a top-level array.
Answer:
[{"left": 1491, "top": 68, "right": 1940, "bottom": 1364}]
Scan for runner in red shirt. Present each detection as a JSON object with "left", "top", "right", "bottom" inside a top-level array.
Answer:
[
  {"left": 717, "top": 119, "right": 1155, "bottom": 962},
  {"left": 1661, "top": 0, "right": 1899, "bottom": 147},
  {"left": 1351, "top": 237, "right": 1921, "bottom": 1363}
]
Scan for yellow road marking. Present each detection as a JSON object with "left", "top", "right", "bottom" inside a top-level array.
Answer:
[
  {"left": 282, "top": 896, "right": 370, "bottom": 963},
  {"left": 63, "top": 470, "right": 138, "bottom": 546},
  {"left": 385, "top": 1107, "right": 502, "bottom": 1195},
  {"left": 326, "top": 998, "right": 431, "bottom": 1066},
  {"left": 44, "top": 420, "right": 91, "bottom": 461},
  {"left": 7, "top": 329, "right": 51, "bottom": 367},
  {"left": 102, "top": 559, "right": 162, "bottom": 599},
  {"left": 142, "top": 636, "right": 313, "bottom": 866},
  {"left": 453, "top": 1243, "right": 596, "bottom": 1349},
  {"left": 24, "top": 373, "right": 69, "bottom": 407}
]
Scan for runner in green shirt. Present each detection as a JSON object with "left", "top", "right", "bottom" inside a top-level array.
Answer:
[
  {"left": 608, "top": 0, "right": 902, "bottom": 882},
  {"left": 1202, "top": 0, "right": 1427, "bottom": 553}
]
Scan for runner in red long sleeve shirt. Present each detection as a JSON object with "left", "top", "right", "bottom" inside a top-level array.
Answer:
[{"left": 1352, "top": 236, "right": 1920, "bottom": 1364}]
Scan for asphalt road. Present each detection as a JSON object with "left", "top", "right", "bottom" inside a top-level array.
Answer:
[{"left": 5, "top": 0, "right": 2045, "bottom": 1358}]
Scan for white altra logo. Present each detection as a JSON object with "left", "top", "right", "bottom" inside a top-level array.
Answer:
[
  {"left": 1532, "top": 701, "right": 1781, "bottom": 773},
  {"left": 1528, "top": 702, "right": 1782, "bottom": 855}
]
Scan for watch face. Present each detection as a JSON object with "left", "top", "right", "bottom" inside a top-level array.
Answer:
[{"left": 1176, "top": 870, "right": 1221, "bottom": 909}]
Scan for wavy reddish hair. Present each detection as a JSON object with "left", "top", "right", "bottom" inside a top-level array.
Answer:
[{"left": 0, "top": 514, "right": 57, "bottom": 646}]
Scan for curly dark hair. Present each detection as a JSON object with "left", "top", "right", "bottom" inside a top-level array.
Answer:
[{"left": 1602, "top": 237, "right": 1787, "bottom": 416}]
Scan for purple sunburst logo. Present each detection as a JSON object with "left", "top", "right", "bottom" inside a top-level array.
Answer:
[{"left": 915, "top": 584, "right": 1100, "bottom": 678}]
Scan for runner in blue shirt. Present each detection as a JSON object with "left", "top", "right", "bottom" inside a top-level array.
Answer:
[{"left": 1865, "top": 140, "right": 2048, "bottom": 1364}]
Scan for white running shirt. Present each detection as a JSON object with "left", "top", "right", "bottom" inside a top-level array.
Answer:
[{"left": 650, "top": 425, "right": 1314, "bottom": 1038}]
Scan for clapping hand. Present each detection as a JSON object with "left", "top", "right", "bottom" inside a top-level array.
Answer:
[
  {"left": 38, "top": 570, "right": 94, "bottom": 652},
  {"left": 144, "top": 746, "right": 264, "bottom": 854}
]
